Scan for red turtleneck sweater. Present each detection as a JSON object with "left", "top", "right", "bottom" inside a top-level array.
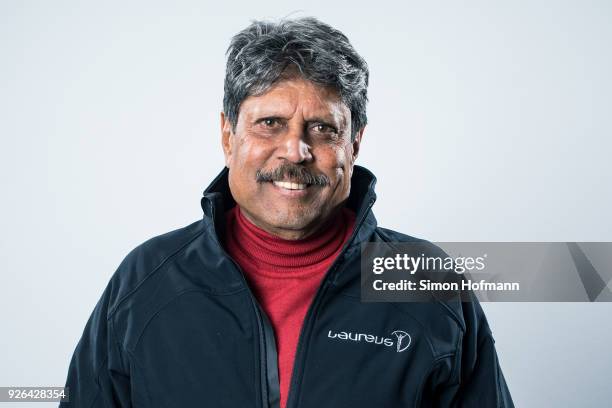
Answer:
[{"left": 224, "top": 205, "right": 355, "bottom": 408}]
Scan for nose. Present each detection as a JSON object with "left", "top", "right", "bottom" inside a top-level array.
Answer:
[{"left": 278, "top": 126, "right": 313, "bottom": 164}]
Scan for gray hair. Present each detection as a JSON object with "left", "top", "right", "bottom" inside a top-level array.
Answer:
[{"left": 223, "top": 17, "right": 369, "bottom": 140}]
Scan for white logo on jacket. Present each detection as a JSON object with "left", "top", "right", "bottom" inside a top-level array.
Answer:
[{"left": 327, "top": 329, "right": 412, "bottom": 352}]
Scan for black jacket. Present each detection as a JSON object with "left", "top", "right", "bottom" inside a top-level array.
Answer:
[{"left": 61, "top": 165, "right": 514, "bottom": 407}]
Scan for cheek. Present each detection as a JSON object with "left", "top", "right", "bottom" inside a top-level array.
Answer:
[
  {"left": 231, "top": 136, "right": 274, "bottom": 169},
  {"left": 313, "top": 146, "right": 353, "bottom": 194},
  {"left": 228, "top": 137, "right": 275, "bottom": 197},
  {"left": 334, "top": 145, "right": 356, "bottom": 186},
  {"left": 313, "top": 145, "right": 349, "bottom": 170}
]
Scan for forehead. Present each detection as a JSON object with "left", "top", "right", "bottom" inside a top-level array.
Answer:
[{"left": 240, "top": 77, "right": 350, "bottom": 123}]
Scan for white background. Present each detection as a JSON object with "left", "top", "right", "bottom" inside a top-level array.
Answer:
[{"left": 1, "top": 1, "right": 611, "bottom": 406}]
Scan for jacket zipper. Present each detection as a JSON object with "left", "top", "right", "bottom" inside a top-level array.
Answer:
[
  {"left": 208, "top": 200, "right": 281, "bottom": 408},
  {"left": 225, "top": 256, "right": 281, "bottom": 408},
  {"left": 209, "top": 195, "right": 375, "bottom": 408},
  {"left": 285, "top": 197, "right": 376, "bottom": 408}
]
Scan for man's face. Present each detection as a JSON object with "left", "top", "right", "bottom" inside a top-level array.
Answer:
[{"left": 221, "top": 76, "right": 364, "bottom": 240}]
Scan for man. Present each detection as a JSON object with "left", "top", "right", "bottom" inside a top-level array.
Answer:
[{"left": 61, "top": 17, "right": 514, "bottom": 407}]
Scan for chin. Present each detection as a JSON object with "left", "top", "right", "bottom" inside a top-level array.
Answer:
[
  {"left": 268, "top": 217, "right": 311, "bottom": 231},
  {"left": 267, "top": 211, "right": 317, "bottom": 231}
]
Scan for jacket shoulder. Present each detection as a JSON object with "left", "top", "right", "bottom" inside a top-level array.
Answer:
[
  {"left": 373, "top": 226, "right": 448, "bottom": 260},
  {"left": 105, "top": 219, "right": 206, "bottom": 317},
  {"left": 373, "top": 226, "right": 482, "bottom": 336},
  {"left": 374, "top": 226, "right": 428, "bottom": 243}
]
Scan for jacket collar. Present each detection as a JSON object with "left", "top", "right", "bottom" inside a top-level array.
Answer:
[{"left": 200, "top": 165, "right": 378, "bottom": 248}]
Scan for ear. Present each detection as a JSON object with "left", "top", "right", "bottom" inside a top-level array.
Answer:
[
  {"left": 350, "top": 126, "right": 365, "bottom": 163},
  {"left": 220, "top": 112, "right": 233, "bottom": 168}
]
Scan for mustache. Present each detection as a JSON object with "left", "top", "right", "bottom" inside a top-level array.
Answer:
[{"left": 255, "top": 163, "right": 330, "bottom": 186}]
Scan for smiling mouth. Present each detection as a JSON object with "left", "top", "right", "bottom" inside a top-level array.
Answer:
[{"left": 272, "top": 180, "right": 309, "bottom": 190}]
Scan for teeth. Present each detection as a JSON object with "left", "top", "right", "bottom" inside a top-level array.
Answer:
[{"left": 273, "top": 181, "right": 308, "bottom": 190}]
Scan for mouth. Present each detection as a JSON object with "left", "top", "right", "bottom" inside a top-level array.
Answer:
[
  {"left": 267, "top": 179, "right": 316, "bottom": 198},
  {"left": 272, "top": 180, "right": 309, "bottom": 190}
]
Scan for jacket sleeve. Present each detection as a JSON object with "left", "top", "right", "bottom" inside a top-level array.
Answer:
[
  {"left": 60, "top": 280, "right": 131, "bottom": 408},
  {"left": 433, "top": 295, "right": 515, "bottom": 408}
]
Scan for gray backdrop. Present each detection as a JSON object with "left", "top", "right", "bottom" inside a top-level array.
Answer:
[{"left": 1, "top": 1, "right": 611, "bottom": 407}]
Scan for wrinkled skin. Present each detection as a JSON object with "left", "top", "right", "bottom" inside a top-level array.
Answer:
[{"left": 221, "top": 76, "right": 365, "bottom": 240}]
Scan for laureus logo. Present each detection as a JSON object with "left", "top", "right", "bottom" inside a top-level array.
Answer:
[
  {"left": 390, "top": 330, "right": 411, "bottom": 352},
  {"left": 327, "top": 329, "right": 412, "bottom": 353}
]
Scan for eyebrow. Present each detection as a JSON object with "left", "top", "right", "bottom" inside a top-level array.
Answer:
[
  {"left": 306, "top": 116, "right": 337, "bottom": 125},
  {"left": 252, "top": 113, "right": 347, "bottom": 131},
  {"left": 253, "top": 115, "right": 339, "bottom": 125}
]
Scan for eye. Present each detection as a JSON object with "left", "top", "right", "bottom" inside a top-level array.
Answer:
[
  {"left": 259, "top": 118, "right": 283, "bottom": 128},
  {"left": 311, "top": 123, "right": 338, "bottom": 135}
]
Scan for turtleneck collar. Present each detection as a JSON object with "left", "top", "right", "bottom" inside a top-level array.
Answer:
[{"left": 224, "top": 205, "right": 356, "bottom": 278}]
